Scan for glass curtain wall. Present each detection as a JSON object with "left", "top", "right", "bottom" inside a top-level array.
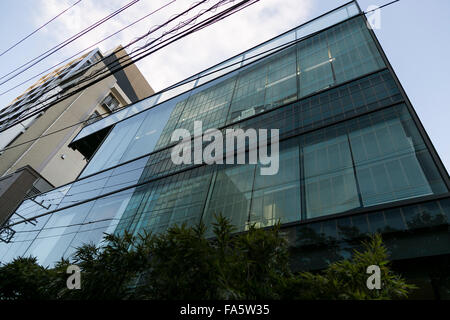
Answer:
[
  {"left": 116, "top": 104, "right": 447, "bottom": 240},
  {"left": 114, "top": 166, "right": 213, "bottom": 237},
  {"left": 2, "top": 105, "right": 447, "bottom": 267},
  {"left": 297, "top": 17, "right": 385, "bottom": 96},
  {"left": 4, "top": 102, "right": 447, "bottom": 266},
  {"left": 302, "top": 133, "right": 360, "bottom": 218},
  {"left": 23, "top": 189, "right": 134, "bottom": 267},
  {"left": 2, "top": 4, "right": 448, "bottom": 266},
  {"left": 249, "top": 139, "right": 301, "bottom": 228},
  {"left": 70, "top": 2, "right": 361, "bottom": 145},
  {"left": 79, "top": 16, "right": 386, "bottom": 178}
]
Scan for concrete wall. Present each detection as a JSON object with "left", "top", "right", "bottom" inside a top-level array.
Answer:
[
  {"left": 0, "top": 51, "right": 154, "bottom": 188},
  {"left": 0, "top": 69, "right": 120, "bottom": 187},
  {"left": 110, "top": 46, "right": 155, "bottom": 100}
]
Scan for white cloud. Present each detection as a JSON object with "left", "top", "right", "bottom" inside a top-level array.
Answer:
[{"left": 34, "top": 0, "right": 315, "bottom": 92}]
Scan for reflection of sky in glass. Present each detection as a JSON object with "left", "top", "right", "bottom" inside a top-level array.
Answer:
[
  {"left": 72, "top": 2, "right": 360, "bottom": 144},
  {"left": 120, "top": 102, "right": 176, "bottom": 163}
]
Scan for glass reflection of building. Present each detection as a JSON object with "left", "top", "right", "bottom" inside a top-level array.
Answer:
[{"left": 1, "top": 2, "right": 449, "bottom": 298}]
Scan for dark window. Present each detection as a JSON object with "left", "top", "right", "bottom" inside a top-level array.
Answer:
[
  {"left": 101, "top": 93, "right": 120, "bottom": 111},
  {"left": 84, "top": 111, "right": 101, "bottom": 126}
]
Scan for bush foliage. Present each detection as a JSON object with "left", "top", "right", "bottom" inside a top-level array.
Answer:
[{"left": 0, "top": 215, "right": 415, "bottom": 300}]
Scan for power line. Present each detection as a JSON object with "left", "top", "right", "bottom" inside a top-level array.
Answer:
[
  {"left": 0, "top": 22, "right": 297, "bottom": 156},
  {"left": 0, "top": 0, "right": 246, "bottom": 218},
  {"left": 81, "top": 0, "right": 397, "bottom": 96},
  {"left": 4, "top": 0, "right": 355, "bottom": 207},
  {"left": 0, "top": 0, "right": 239, "bottom": 151},
  {"left": 2, "top": 0, "right": 273, "bottom": 228},
  {"left": 0, "top": 0, "right": 83, "bottom": 58},
  {"left": 2, "top": 0, "right": 261, "bottom": 231},
  {"left": 0, "top": 0, "right": 201, "bottom": 90},
  {"left": 0, "top": 0, "right": 236, "bottom": 132},
  {"left": 2, "top": 33, "right": 299, "bottom": 215},
  {"left": 364, "top": 0, "right": 400, "bottom": 14},
  {"left": 1, "top": 0, "right": 257, "bottom": 222},
  {"left": 0, "top": 0, "right": 177, "bottom": 97},
  {"left": 1, "top": 0, "right": 398, "bottom": 133},
  {"left": 0, "top": 0, "right": 213, "bottom": 130},
  {"left": 0, "top": 0, "right": 241, "bottom": 133},
  {"left": 0, "top": 0, "right": 141, "bottom": 86},
  {"left": 0, "top": 0, "right": 401, "bottom": 140},
  {"left": 0, "top": 0, "right": 405, "bottom": 245},
  {"left": 5, "top": 0, "right": 406, "bottom": 239}
]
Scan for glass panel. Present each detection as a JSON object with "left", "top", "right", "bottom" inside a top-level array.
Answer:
[
  {"left": 123, "top": 94, "right": 160, "bottom": 117},
  {"left": 349, "top": 106, "right": 437, "bottom": 206},
  {"left": 113, "top": 185, "right": 149, "bottom": 237},
  {"left": 153, "top": 92, "right": 191, "bottom": 149},
  {"left": 236, "top": 69, "right": 402, "bottom": 144},
  {"left": 23, "top": 202, "right": 95, "bottom": 266},
  {"left": 203, "top": 164, "right": 256, "bottom": 234},
  {"left": 59, "top": 170, "right": 112, "bottom": 207},
  {"left": 65, "top": 189, "right": 135, "bottom": 259},
  {"left": 119, "top": 167, "right": 213, "bottom": 237},
  {"left": 346, "top": 3, "right": 360, "bottom": 17},
  {"left": 101, "top": 157, "right": 149, "bottom": 194},
  {"left": 0, "top": 213, "right": 51, "bottom": 264},
  {"left": 250, "top": 140, "right": 301, "bottom": 227},
  {"left": 303, "top": 132, "right": 361, "bottom": 218},
  {"left": 328, "top": 17, "right": 385, "bottom": 83},
  {"left": 80, "top": 111, "right": 147, "bottom": 177},
  {"left": 196, "top": 56, "right": 242, "bottom": 87},
  {"left": 295, "top": 2, "right": 358, "bottom": 39},
  {"left": 298, "top": 32, "right": 334, "bottom": 97},
  {"left": 75, "top": 108, "right": 128, "bottom": 142},
  {"left": 264, "top": 46, "right": 298, "bottom": 109},
  {"left": 158, "top": 80, "right": 196, "bottom": 104},
  {"left": 175, "top": 75, "right": 236, "bottom": 134},
  {"left": 0, "top": 184, "right": 73, "bottom": 264},
  {"left": 120, "top": 102, "right": 177, "bottom": 163},
  {"left": 137, "top": 148, "right": 178, "bottom": 182},
  {"left": 7, "top": 184, "right": 72, "bottom": 222},
  {"left": 243, "top": 31, "right": 295, "bottom": 66},
  {"left": 72, "top": 94, "right": 160, "bottom": 143},
  {"left": 227, "top": 60, "right": 267, "bottom": 123}
]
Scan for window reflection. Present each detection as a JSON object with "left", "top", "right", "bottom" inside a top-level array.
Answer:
[
  {"left": 203, "top": 164, "right": 256, "bottom": 234},
  {"left": 116, "top": 167, "right": 213, "bottom": 237},
  {"left": 66, "top": 189, "right": 135, "bottom": 260},
  {"left": 303, "top": 134, "right": 361, "bottom": 218},
  {"left": 80, "top": 112, "right": 147, "bottom": 177},
  {"left": 250, "top": 140, "right": 301, "bottom": 227},
  {"left": 349, "top": 110, "right": 434, "bottom": 206},
  {"left": 24, "top": 202, "right": 95, "bottom": 266}
]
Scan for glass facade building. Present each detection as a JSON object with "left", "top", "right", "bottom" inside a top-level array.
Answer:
[{"left": 1, "top": 1, "right": 449, "bottom": 298}]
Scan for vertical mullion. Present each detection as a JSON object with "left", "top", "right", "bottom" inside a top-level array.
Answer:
[{"left": 299, "top": 138, "right": 307, "bottom": 221}]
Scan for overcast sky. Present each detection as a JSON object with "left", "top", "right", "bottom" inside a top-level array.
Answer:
[{"left": 0, "top": 0, "right": 449, "bottom": 172}]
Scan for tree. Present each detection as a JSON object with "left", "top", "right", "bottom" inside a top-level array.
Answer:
[
  {"left": 0, "top": 256, "right": 56, "bottom": 300},
  {"left": 0, "top": 215, "right": 416, "bottom": 300},
  {"left": 283, "top": 234, "right": 416, "bottom": 300}
]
